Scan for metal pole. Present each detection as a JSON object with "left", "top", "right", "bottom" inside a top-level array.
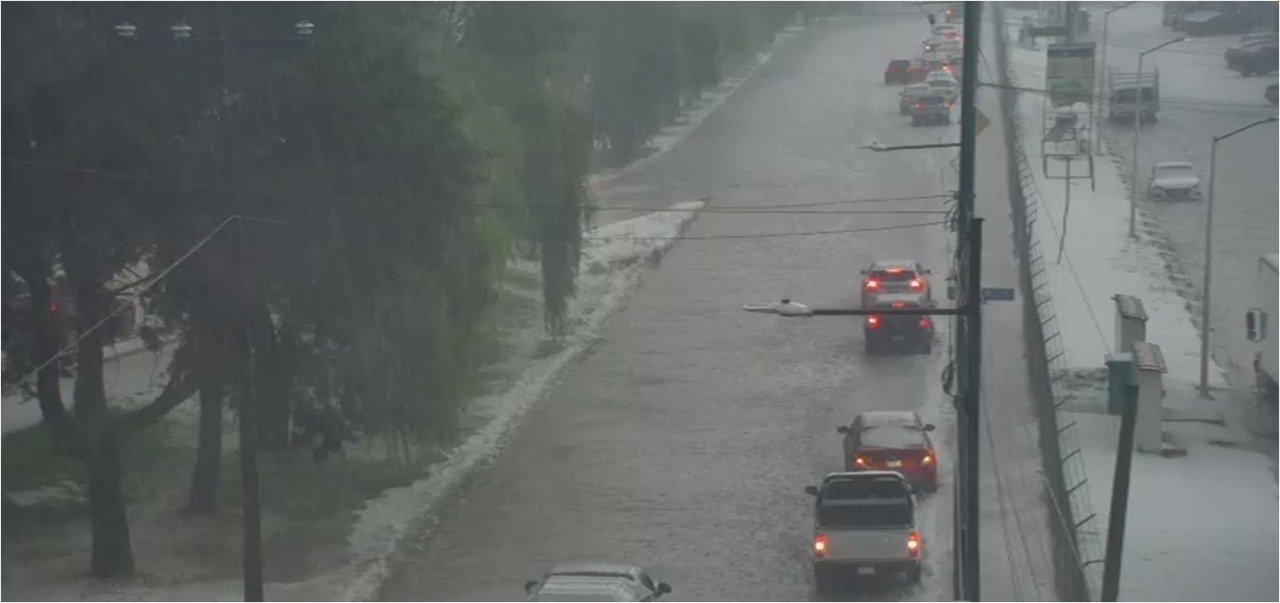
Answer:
[
  {"left": 1198, "top": 140, "right": 1217, "bottom": 397},
  {"left": 1096, "top": 11, "right": 1108, "bottom": 154},
  {"left": 1128, "top": 52, "right": 1142, "bottom": 239},
  {"left": 1101, "top": 382, "right": 1139, "bottom": 601},
  {"left": 958, "top": 2, "right": 982, "bottom": 599},
  {"left": 1058, "top": 158, "right": 1072, "bottom": 264}
]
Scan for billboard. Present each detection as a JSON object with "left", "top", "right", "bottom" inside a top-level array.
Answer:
[{"left": 1046, "top": 42, "right": 1096, "bottom": 107}]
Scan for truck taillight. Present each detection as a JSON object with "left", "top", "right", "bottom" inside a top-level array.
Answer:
[
  {"left": 865, "top": 279, "right": 881, "bottom": 290},
  {"left": 907, "top": 531, "right": 922, "bottom": 558},
  {"left": 814, "top": 533, "right": 829, "bottom": 558},
  {"left": 919, "top": 318, "right": 931, "bottom": 329},
  {"left": 921, "top": 453, "right": 934, "bottom": 465},
  {"left": 866, "top": 316, "right": 881, "bottom": 329},
  {"left": 854, "top": 456, "right": 869, "bottom": 467},
  {"left": 909, "top": 278, "right": 923, "bottom": 290}
]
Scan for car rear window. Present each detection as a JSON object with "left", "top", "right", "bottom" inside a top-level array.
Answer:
[
  {"left": 869, "top": 269, "right": 918, "bottom": 282},
  {"left": 822, "top": 478, "right": 909, "bottom": 500},
  {"left": 819, "top": 503, "right": 913, "bottom": 528},
  {"left": 919, "top": 96, "right": 946, "bottom": 106},
  {"left": 860, "top": 426, "right": 927, "bottom": 449}
]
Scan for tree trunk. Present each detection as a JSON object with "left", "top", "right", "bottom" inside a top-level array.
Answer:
[
  {"left": 86, "top": 426, "right": 134, "bottom": 577},
  {"left": 186, "top": 382, "right": 223, "bottom": 513}
]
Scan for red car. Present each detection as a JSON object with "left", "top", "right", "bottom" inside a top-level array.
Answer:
[{"left": 838, "top": 411, "right": 938, "bottom": 492}]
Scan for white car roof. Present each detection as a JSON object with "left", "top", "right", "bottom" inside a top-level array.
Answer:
[
  {"left": 857, "top": 410, "right": 922, "bottom": 427},
  {"left": 1155, "top": 161, "right": 1193, "bottom": 169},
  {"left": 533, "top": 576, "right": 650, "bottom": 602}
]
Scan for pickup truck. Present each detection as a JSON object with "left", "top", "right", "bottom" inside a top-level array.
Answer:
[
  {"left": 805, "top": 471, "right": 923, "bottom": 594},
  {"left": 1246, "top": 254, "right": 1278, "bottom": 401},
  {"left": 1108, "top": 67, "right": 1160, "bottom": 124}
]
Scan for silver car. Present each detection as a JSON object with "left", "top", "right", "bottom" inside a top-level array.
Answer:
[
  {"left": 525, "top": 563, "right": 672, "bottom": 602},
  {"left": 1147, "top": 161, "right": 1203, "bottom": 201}
]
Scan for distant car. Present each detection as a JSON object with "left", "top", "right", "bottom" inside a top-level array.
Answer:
[
  {"left": 1147, "top": 161, "right": 1203, "bottom": 201},
  {"left": 525, "top": 563, "right": 671, "bottom": 602},
  {"left": 932, "top": 23, "right": 959, "bottom": 39},
  {"left": 1227, "top": 41, "right": 1278, "bottom": 76},
  {"left": 885, "top": 59, "right": 912, "bottom": 85},
  {"left": 1225, "top": 33, "right": 1278, "bottom": 63},
  {"left": 864, "top": 295, "right": 935, "bottom": 355},
  {"left": 925, "top": 70, "right": 958, "bottom": 102},
  {"left": 1266, "top": 83, "right": 1278, "bottom": 105},
  {"left": 838, "top": 411, "right": 938, "bottom": 492},
  {"left": 860, "top": 259, "right": 932, "bottom": 306},
  {"left": 899, "top": 83, "right": 933, "bottom": 115},
  {"left": 909, "top": 94, "right": 950, "bottom": 126}
]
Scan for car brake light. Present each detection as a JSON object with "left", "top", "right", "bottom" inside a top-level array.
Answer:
[
  {"left": 814, "top": 534, "right": 828, "bottom": 558},
  {"left": 50, "top": 300, "right": 60, "bottom": 314},
  {"left": 915, "top": 102, "right": 924, "bottom": 109},
  {"left": 919, "top": 318, "right": 931, "bottom": 329},
  {"left": 892, "top": 300, "right": 906, "bottom": 308},
  {"left": 886, "top": 267, "right": 903, "bottom": 274},
  {"left": 921, "top": 453, "right": 933, "bottom": 465},
  {"left": 907, "top": 531, "right": 922, "bottom": 558},
  {"left": 866, "top": 316, "right": 880, "bottom": 329},
  {"left": 865, "top": 279, "right": 880, "bottom": 290},
  {"left": 854, "top": 456, "right": 869, "bottom": 467},
  {"left": 909, "top": 279, "right": 923, "bottom": 290}
]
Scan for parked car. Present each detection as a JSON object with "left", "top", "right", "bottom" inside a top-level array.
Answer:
[
  {"left": 1147, "top": 161, "right": 1203, "bottom": 201},
  {"left": 806, "top": 471, "right": 923, "bottom": 595},
  {"left": 1227, "top": 41, "right": 1278, "bottom": 76},
  {"left": 838, "top": 411, "right": 938, "bottom": 492},
  {"left": 525, "top": 563, "right": 671, "bottom": 602},
  {"left": 1266, "top": 83, "right": 1278, "bottom": 105},
  {"left": 1225, "top": 33, "right": 1278, "bottom": 63},
  {"left": 898, "top": 83, "right": 933, "bottom": 115}
]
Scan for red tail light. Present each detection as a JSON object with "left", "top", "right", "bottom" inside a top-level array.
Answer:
[
  {"left": 50, "top": 300, "right": 61, "bottom": 314},
  {"left": 886, "top": 267, "right": 903, "bottom": 274},
  {"left": 892, "top": 301, "right": 906, "bottom": 308},
  {"left": 814, "top": 533, "right": 829, "bottom": 558},
  {"left": 865, "top": 279, "right": 881, "bottom": 290},
  {"left": 915, "top": 102, "right": 925, "bottom": 109},
  {"left": 921, "top": 452, "right": 934, "bottom": 465},
  {"left": 866, "top": 316, "right": 881, "bottom": 329},
  {"left": 907, "top": 531, "right": 922, "bottom": 558},
  {"left": 909, "top": 279, "right": 923, "bottom": 290},
  {"left": 854, "top": 456, "right": 869, "bottom": 467},
  {"left": 919, "top": 318, "right": 932, "bottom": 329}
]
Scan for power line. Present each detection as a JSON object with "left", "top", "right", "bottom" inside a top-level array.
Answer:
[{"left": 581, "top": 220, "right": 947, "bottom": 241}]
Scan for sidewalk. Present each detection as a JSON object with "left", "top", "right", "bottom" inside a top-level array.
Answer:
[{"left": 1004, "top": 19, "right": 1279, "bottom": 602}]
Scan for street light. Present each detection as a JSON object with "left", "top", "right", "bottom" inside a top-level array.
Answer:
[
  {"left": 1198, "top": 116, "right": 1278, "bottom": 397},
  {"left": 1095, "top": 2, "right": 1136, "bottom": 150},
  {"left": 1128, "top": 37, "right": 1185, "bottom": 239}
]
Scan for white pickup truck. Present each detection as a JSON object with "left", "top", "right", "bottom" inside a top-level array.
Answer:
[
  {"left": 1246, "top": 254, "right": 1278, "bottom": 401},
  {"left": 805, "top": 471, "right": 923, "bottom": 594}
]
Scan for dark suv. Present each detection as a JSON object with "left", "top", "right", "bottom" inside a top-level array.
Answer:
[
  {"left": 884, "top": 59, "right": 912, "bottom": 85},
  {"left": 864, "top": 296, "right": 934, "bottom": 355}
]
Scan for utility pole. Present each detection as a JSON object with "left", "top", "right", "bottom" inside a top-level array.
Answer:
[
  {"left": 235, "top": 215, "right": 264, "bottom": 602},
  {"left": 1101, "top": 381, "right": 1139, "bottom": 601},
  {"left": 956, "top": 2, "right": 983, "bottom": 600}
]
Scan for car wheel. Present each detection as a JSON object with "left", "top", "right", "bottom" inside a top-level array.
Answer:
[{"left": 906, "top": 563, "right": 923, "bottom": 584}]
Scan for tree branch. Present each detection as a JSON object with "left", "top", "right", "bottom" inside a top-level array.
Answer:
[{"left": 115, "top": 371, "right": 198, "bottom": 433}]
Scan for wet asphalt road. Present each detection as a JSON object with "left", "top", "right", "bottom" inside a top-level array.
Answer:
[{"left": 381, "top": 9, "right": 965, "bottom": 602}]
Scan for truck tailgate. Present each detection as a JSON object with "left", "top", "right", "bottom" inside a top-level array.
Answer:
[{"left": 824, "top": 527, "right": 912, "bottom": 562}]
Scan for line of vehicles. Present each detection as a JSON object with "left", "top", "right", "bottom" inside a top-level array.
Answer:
[
  {"left": 524, "top": 15, "right": 963, "bottom": 602},
  {"left": 884, "top": 20, "right": 963, "bottom": 127}
]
